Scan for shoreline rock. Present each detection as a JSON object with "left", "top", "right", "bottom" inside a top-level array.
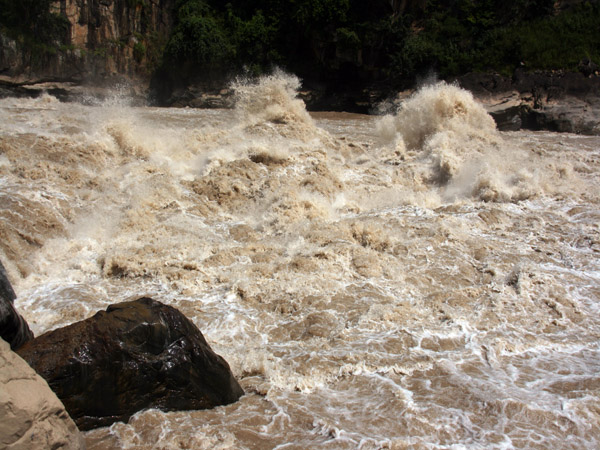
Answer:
[
  {"left": 17, "top": 297, "right": 244, "bottom": 431},
  {"left": 0, "top": 260, "right": 33, "bottom": 350},
  {"left": 0, "top": 337, "right": 85, "bottom": 450},
  {"left": 475, "top": 90, "right": 600, "bottom": 134},
  {"left": 0, "top": 75, "right": 149, "bottom": 106},
  {"left": 1, "top": 259, "right": 82, "bottom": 449},
  {"left": 455, "top": 70, "right": 600, "bottom": 134},
  {"left": 1, "top": 70, "right": 599, "bottom": 134}
]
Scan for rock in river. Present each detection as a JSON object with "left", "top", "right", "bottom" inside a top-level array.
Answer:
[
  {"left": 17, "top": 297, "right": 244, "bottom": 430},
  {"left": 0, "top": 260, "right": 33, "bottom": 350}
]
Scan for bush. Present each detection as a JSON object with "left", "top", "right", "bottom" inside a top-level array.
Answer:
[
  {"left": 515, "top": 3, "right": 600, "bottom": 70},
  {"left": 164, "top": 3, "right": 232, "bottom": 65},
  {"left": 0, "top": 0, "right": 69, "bottom": 58},
  {"left": 157, "top": 0, "right": 600, "bottom": 88},
  {"left": 389, "top": 0, "right": 600, "bottom": 79},
  {"left": 133, "top": 41, "right": 146, "bottom": 63}
]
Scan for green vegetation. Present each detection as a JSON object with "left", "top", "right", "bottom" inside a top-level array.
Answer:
[
  {"left": 159, "top": 0, "right": 600, "bottom": 86},
  {"left": 1, "top": 0, "right": 598, "bottom": 86},
  {"left": 164, "top": 0, "right": 233, "bottom": 66},
  {"left": 393, "top": 0, "right": 600, "bottom": 78},
  {"left": 0, "top": 0, "right": 68, "bottom": 61},
  {"left": 133, "top": 41, "right": 146, "bottom": 63},
  {"left": 513, "top": 4, "right": 600, "bottom": 70}
]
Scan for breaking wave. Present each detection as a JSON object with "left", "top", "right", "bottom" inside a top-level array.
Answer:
[
  {"left": 231, "top": 70, "right": 314, "bottom": 128},
  {"left": 1, "top": 74, "right": 599, "bottom": 450},
  {"left": 376, "top": 82, "right": 578, "bottom": 202}
]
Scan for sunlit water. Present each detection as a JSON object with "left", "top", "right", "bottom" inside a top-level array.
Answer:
[{"left": 1, "top": 75, "right": 599, "bottom": 449}]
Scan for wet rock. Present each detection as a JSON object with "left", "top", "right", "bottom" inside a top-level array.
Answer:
[
  {"left": 1, "top": 0, "right": 176, "bottom": 82},
  {"left": 17, "top": 297, "right": 244, "bottom": 431},
  {"left": 479, "top": 91, "right": 526, "bottom": 131},
  {"left": 456, "top": 70, "right": 600, "bottom": 134},
  {"left": 523, "top": 97, "right": 600, "bottom": 134},
  {"left": 454, "top": 72, "right": 514, "bottom": 96},
  {"left": 0, "top": 260, "right": 16, "bottom": 307},
  {"left": 578, "top": 58, "right": 599, "bottom": 78},
  {"left": 483, "top": 95, "right": 600, "bottom": 134},
  {"left": 0, "top": 337, "right": 85, "bottom": 450},
  {"left": 0, "top": 260, "right": 33, "bottom": 350}
]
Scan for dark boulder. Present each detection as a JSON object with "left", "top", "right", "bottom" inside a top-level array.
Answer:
[
  {"left": 17, "top": 297, "right": 244, "bottom": 430},
  {"left": 0, "top": 259, "right": 34, "bottom": 350},
  {"left": 579, "top": 58, "right": 599, "bottom": 78}
]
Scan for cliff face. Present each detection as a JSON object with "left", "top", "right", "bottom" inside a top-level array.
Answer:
[{"left": 1, "top": 0, "right": 175, "bottom": 83}]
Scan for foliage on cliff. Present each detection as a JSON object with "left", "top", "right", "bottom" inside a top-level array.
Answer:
[
  {"left": 0, "top": 0, "right": 68, "bottom": 57},
  {"left": 1, "top": 0, "right": 598, "bottom": 87},
  {"left": 392, "top": 0, "right": 600, "bottom": 79},
  {"left": 158, "top": 0, "right": 600, "bottom": 87}
]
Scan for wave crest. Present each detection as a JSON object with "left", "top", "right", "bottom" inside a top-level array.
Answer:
[
  {"left": 375, "top": 82, "right": 576, "bottom": 203},
  {"left": 230, "top": 70, "right": 313, "bottom": 127}
]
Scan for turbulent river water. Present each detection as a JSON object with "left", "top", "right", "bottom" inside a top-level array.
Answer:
[{"left": 1, "top": 74, "right": 599, "bottom": 449}]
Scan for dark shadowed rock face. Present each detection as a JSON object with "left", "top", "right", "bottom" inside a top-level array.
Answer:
[
  {"left": 0, "top": 260, "right": 33, "bottom": 350},
  {"left": 17, "top": 297, "right": 244, "bottom": 431}
]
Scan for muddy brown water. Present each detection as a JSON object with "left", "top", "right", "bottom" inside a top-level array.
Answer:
[{"left": 1, "top": 76, "right": 598, "bottom": 449}]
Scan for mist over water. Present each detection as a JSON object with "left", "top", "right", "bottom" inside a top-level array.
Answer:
[{"left": 1, "top": 75, "right": 599, "bottom": 449}]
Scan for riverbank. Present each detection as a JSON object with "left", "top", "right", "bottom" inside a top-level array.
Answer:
[{"left": 1, "top": 69, "right": 599, "bottom": 134}]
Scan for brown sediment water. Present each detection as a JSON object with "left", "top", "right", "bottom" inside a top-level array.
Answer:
[{"left": 1, "top": 76, "right": 598, "bottom": 449}]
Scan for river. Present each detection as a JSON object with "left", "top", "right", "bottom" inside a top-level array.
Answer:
[{"left": 1, "top": 74, "right": 599, "bottom": 449}]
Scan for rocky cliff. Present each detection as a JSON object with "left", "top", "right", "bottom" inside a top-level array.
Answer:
[{"left": 1, "top": 0, "right": 175, "bottom": 84}]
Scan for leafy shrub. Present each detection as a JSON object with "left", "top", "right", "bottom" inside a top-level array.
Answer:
[
  {"left": 164, "top": 0, "right": 233, "bottom": 66},
  {"left": 389, "top": 0, "right": 600, "bottom": 79},
  {"left": 515, "top": 3, "right": 600, "bottom": 70},
  {"left": 0, "top": 0, "right": 69, "bottom": 52},
  {"left": 133, "top": 41, "right": 146, "bottom": 63}
]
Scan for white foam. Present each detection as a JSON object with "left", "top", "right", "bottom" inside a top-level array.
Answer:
[
  {"left": 1, "top": 79, "right": 599, "bottom": 450},
  {"left": 231, "top": 69, "right": 314, "bottom": 127}
]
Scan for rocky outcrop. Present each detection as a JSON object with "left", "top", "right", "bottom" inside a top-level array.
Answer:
[
  {"left": 0, "top": 75, "right": 149, "bottom": 105},
  {"left": 17, "top": 297, "right": 244, "bottom": 431},
  {"left": 0, "top": 0, "right": 176, "bottom": 84},
  {"left": 455, "top": 70, "right": 600, "bottom": 134},
  {"left": 56, "top": 0, "right": 175, "bottom": 79},
  {"left": 0, "top": 260, "right": 33, "bottom": 350},
  {"left": 0, "top": 337, "right": 84, "bottom": 450},
  {"left": 0, "top": 261, "right": 17, "bottom": 310},
  {"left": 476, "top": 90, "right": 600, "bottom": 134}
]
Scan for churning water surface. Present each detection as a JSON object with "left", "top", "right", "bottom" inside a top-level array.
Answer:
[{"left": 1, "top": 75, "right": 599, "bottom": 449}]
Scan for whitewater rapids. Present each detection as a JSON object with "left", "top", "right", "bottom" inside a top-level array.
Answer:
[{"left": 0, "top": 75, "right": 599, "bottom": 449}]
